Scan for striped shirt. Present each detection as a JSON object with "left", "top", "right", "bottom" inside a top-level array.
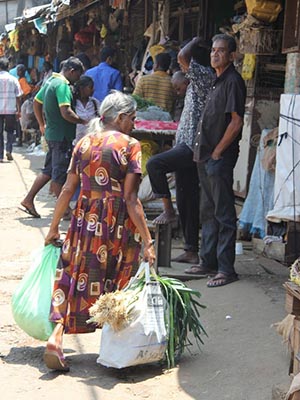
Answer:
[
  {"left": 133, "top": 71, "right": 175, "bottom": 114},
  {"left": 0, "top": 71, "right": 22, "bottom": 115}
]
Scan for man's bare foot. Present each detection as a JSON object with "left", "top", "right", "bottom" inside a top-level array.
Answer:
[
  {"left": 153, "top": 211, "right": 177, "bottom": 224},
  {"left": 171, "top": 251, "right": 199, "bottom": 264}
]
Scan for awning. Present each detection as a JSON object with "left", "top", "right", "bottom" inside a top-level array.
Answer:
[
  {"left": 53, "top": 0, "right": 99, "bottom": 21},
  {"left": 5, "top": 23, "right": 16, "bottom": 33},
  {"left": 23, "top": 4, "right": 51, "bottom": 20}
]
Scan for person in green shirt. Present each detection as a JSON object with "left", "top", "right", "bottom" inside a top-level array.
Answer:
[{"left": 20, "top": 57, "right": 86, "bottom": 218}]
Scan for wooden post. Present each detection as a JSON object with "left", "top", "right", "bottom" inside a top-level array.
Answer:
[
  {"left": 145, "top": 0, "right": 148, "bottom": 30},
  {"left": 152, "top": 0, "right": 157, "bottom": 44},
  {"left": 178, "top": 7, "right": 184, "bottom": 43},
  {"left": 196, "top": 0, "right": 202, "bottom": 36},
  {"left": 155, "top": 224, "right": 173, "bottom": 270},
  {"left": 294, "top": 318, "right": 300, "bottom": 375},
  {"left": 160, "top": 0, "right": 170, "bottom": 41}
]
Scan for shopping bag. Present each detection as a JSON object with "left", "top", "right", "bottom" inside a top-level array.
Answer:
[
  {"left": 97, "top": 262, "right": 168, "bottom": 368},
  {"left": 11, "top": 244, "right": 61, "bottom": 341}
]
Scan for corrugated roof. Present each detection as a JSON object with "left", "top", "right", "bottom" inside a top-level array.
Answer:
[{"left": 23, "top": 3, "right": 51, "bottom": 19}]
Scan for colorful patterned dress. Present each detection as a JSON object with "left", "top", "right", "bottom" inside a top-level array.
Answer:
[{"left": 49, "top": 131, "right": 142, "bottom": 334}]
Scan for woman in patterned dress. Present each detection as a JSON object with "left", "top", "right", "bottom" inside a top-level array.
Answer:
[{"left": 43, "top": 91, "right": 156, "bottom": 371}]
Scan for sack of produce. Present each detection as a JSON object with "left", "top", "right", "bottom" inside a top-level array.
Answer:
[
  {"left": 89, "top": 262, "right": 207, "bottom": 368},
  {"left": 89, "top": 262, "right": 168, "bottom": 368}
]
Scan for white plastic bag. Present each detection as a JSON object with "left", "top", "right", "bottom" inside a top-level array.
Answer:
[{"left": 97, "top": 262, "right": 168, "bottom": 368}]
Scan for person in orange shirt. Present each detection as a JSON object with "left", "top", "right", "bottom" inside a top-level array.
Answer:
[
  {"left": 16, "top": 64, "right": 35, "bottom": 146},
  {"left": 17, "top": 64, "right": 33, "bottom": 100}
]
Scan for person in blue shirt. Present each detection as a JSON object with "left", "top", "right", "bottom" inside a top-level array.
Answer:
[
  {"left": 85, "top": 46, "right": 122, "bottom": 102},
  {"left": 9, "top": 59, "right": 31, "bottom": 83}
]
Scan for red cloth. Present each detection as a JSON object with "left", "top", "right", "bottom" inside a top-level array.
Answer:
[{"left": 134, "top": 120, "right": 178, "bottom": 131}]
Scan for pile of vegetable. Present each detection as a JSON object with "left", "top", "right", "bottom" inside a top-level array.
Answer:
[
  {"left": 88, "top": 270, "right": 207, "bottom": 369},
  {"left": 156, "top": 275, "right": 207, "bottom": 368},
  {"left": 131, "top": 94, "right": 156, "bottom": 110},
  {"left": 290, "top": 258, "right": 300, "bottom": 286}
]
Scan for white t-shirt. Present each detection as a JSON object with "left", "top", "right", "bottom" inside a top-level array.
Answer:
[{"left": 74, "top": 96, "right": 100, "bottom": 144}]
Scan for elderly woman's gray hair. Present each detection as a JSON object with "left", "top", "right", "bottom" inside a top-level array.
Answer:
[{"left": 88, "top": 90, "right": 137, "bottom": 134}]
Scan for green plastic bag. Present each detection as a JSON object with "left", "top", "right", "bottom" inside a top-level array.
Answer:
[{"left": 11, "top": 244, "right": 61, "bottom": 341}]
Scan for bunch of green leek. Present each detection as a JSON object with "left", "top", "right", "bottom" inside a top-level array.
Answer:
[
  {"left": 156, "top": 276, "right": 207, "bottom": 368},
  {"left": 126, "top": 271, "right": 207, "bottom": 369}
]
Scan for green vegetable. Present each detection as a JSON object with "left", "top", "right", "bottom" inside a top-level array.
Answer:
[
  {"left": 131, "top": 94, "right": 156, "bottom": 110},
  {"left": 126, "top": 271, "right": 207, "bottom": 369},
  {"left": 155, "top": 276, "right": 207, "bottom": 368}
]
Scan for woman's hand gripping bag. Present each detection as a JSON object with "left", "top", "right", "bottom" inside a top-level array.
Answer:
[
  {"left": 97, "top": 262, "right": 168, "bottom": 369},
  {"left": 11, "top": 244, "right": 61, "bottom": 341}
]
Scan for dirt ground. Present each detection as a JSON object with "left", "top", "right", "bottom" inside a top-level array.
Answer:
[{"left": 0, "top": 146, "right": 294, "bottom": 400}]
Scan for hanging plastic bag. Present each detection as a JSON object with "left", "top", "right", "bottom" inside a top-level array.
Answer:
[
  {"left": 96, "top": 262, "right": 168, "bottom": 369},
  {"left": 11, "top": 244, "right": 61, "bottom": 341}
]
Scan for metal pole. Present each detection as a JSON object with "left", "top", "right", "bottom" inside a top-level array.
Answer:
[
  {"left": 152, "top": 0, "right": 157, "bottom": 44},
  {"left": 17, "top": 0, "right": 26, "bottom": 18},
  {"left": 5, "top": 0, "right": 8, "bottom": 24}
]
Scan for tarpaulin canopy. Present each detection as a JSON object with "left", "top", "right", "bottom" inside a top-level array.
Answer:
[{"left": 267, "top": 94, "right": 300, "bottom": 222}]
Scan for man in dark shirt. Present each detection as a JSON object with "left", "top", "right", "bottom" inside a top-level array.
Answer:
[
  {"left": 187, "top": 34, "right": 246, "bottom": 287},
  {"left": 146, "top": 39, "right": 214, "bottom": 265}
]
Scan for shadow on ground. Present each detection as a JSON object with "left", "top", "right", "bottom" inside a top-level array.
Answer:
[{"left": 4, "top": 345, "right": 165, "bottom": 389}]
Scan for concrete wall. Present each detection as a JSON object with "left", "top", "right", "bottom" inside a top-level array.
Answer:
[
  {"left": 0, "top": 0, "right": 49, "bottom": 32},
  {"left": 0, "top": 1, "right": 18, "bottom": 32},
  {"left": 285, "top": 53, "right": 300, "bottom": 94}
]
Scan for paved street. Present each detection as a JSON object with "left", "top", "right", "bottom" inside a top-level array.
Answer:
[{"left": 0, "top": 145, "right": 293, "bottom": 399}]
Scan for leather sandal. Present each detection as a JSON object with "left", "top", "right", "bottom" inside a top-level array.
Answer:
[
  {"left": 207, "top": 273, "right": 239, "bottom": 288},
  {"left": 43, "top": 345, "right": 69, "bottom": 372}
]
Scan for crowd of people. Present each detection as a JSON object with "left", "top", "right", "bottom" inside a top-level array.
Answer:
[
  {"left": 0, "top": 58, "right": 54, "bottom": 156},
  {"left": 1, "top": 36, "right": 246, "bottom": 371}
]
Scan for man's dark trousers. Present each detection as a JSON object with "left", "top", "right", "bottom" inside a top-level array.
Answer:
[
  {"left": 0, "top": 114, "right": 16, "bottom": 159},
  {"left": 197, "top": 152, "right": 239, "bottom": 275},
  {"left": 147, "top": 143, "right": 199, "bottom": 252}
]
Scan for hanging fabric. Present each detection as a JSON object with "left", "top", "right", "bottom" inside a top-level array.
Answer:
[
  {"left": 109, "top": 0, "right": 127, "bottom": 10},
  {"left": 8, "top": 29, "right": 19, "bottom": 51},
  {"left": 33, "top": 17, "right": 47, "bottom": 35}
]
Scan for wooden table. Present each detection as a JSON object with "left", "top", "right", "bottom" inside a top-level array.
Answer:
[
  {"left": 132, "top": 127, "right": 177, "bottom": 270},
  {"left": 131, "top": 128, "right": 176, "bottom": 148},
  {"left": 284, "top": 281, "right": 300, "bottom": 375}
]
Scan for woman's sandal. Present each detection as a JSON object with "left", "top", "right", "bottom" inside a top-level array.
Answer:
[
  {"left": 207, "top": 273, "right": 239, "bottom": 288},
  {"left": 43, "top": 346, "right": 70, "bottom": 372}
]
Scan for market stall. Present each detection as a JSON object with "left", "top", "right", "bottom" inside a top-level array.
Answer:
[
  {"left": 132, "top": 119, "right": 177, "bottom": 144},
  {"left": 132, "top": 119, "right": 178, "bottom": 270}
]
